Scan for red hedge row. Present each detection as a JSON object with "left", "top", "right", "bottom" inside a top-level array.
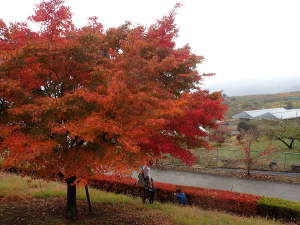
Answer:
[{"left": 89, "top": 175, "right": 261, "bottom": 216}]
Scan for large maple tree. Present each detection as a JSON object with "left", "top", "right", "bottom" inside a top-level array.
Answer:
[{"left": 0, "top": 0, "right": 225, "bottom": 217}]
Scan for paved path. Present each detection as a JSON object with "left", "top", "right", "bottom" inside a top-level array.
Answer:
[{"left": 138, "top": 168, "right": 300, "bottom": 202}]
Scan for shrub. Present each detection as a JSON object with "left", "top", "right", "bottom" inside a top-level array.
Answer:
[
  {"left": 237, "top": 121, "right": 257, "bottom": 132},
  {"left": 89, "top": 175, "right": 260, "bottom": 216},
  {"left": 257, "top": 197, "right": 300, "bottom": 222},
  {"left": 180, "top": 185, "right": 259, "bottom": 215}
]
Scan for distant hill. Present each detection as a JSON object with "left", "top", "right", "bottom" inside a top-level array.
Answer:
[
  {"left": 224, "top": 91, "right": 300, "bottom": 119},
  {"left": 204, "top": 76, "right": 300, "bottom": 96}
]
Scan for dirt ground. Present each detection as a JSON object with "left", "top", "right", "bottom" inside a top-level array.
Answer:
[{"left": 0, "top": 196, "right": 175, "bottom": 225}]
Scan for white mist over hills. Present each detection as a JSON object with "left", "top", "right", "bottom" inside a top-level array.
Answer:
[{"left": 203, "top": 75, "right": 300, "bottom": 96}]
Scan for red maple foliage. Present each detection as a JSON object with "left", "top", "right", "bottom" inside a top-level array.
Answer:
[{"left": 0, "top": 0, "right": 226, "bottom": 216}]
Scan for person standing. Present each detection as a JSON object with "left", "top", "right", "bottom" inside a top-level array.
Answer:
[{"left": 141, "top": 160, "right": 155, "bottom": 203}]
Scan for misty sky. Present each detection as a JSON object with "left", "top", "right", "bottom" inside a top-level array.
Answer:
[{"left": 1, "top": 0, "right": 300, "bottom": 93}]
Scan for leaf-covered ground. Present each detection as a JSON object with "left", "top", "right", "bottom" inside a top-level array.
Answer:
[{"left": 0, "top": 196, "right": 174, "bottom": 225}]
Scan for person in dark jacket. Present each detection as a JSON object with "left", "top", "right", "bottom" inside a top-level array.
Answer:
[{"left": 174, "top": 188, "right": 188, "bottom": 205}]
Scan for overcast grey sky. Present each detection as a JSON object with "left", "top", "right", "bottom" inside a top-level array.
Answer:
[{"left": 1, "top": 0, "right": 300, "bottom": 90}]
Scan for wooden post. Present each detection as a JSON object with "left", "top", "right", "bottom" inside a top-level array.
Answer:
[
  {"left": 85, "top": 185, "right": 92, "bottom": 213},
  {"left": 284, "top": 153, "right": 287, "bottom": 169}
]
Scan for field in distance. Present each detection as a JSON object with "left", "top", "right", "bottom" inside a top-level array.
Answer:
[{"left": 225, "top": 91, "right": 300, "bottom": 119}]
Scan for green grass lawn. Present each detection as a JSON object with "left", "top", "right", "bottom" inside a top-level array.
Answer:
[{"left": 0, "top": 172, "right": 288, "bottom": 225}]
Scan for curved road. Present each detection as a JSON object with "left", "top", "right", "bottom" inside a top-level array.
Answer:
[{"left": 137, "top": 168, "right": 300, "bottom": 202}]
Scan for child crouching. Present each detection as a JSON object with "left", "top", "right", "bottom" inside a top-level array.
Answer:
[{"left": 174, "top": 188, "right": 188, "bottom": 205}]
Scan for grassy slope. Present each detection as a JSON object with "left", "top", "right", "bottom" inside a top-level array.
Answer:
[
  {"left": 164, "top": 136, "right": 300, "bottom": 172},
  {"left": 0, "top": 172, "right": 287, "bottom": 225},
  {"left": 196, "top": 138, "right": 300, "bottom": 166}
]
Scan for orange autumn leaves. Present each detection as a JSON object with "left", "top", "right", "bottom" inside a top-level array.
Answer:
[{"left": 0, "top": 0, "right": 226, "bottom": 180}]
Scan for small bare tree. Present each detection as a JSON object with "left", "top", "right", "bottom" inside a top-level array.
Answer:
[
  {"left": 263, "top": 120, "right": 300, "bottom": 150},
  {"left": 239, "top": 129, "right": 274, "bottom": 176}
]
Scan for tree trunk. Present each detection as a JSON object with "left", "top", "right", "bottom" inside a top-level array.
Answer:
[
  {"left": 85, "top": 185, "right": 92, "bottom": 213},
  {"left": 277, "top": 137, "right": 295, "bottom": 149},
  {"left": 289, "top": 138, "right": 295, "bottom": 149},
  {"left": 66, "top": 176, "right": 77, "bottom": 219}
]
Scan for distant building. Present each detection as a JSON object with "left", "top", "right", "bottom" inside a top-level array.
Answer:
[
  {"left": 256, "top": 109, "right": 300, "bottom": 120},
  {"left": 232, "top": 108, "right": 287, "bottom": 119}
]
